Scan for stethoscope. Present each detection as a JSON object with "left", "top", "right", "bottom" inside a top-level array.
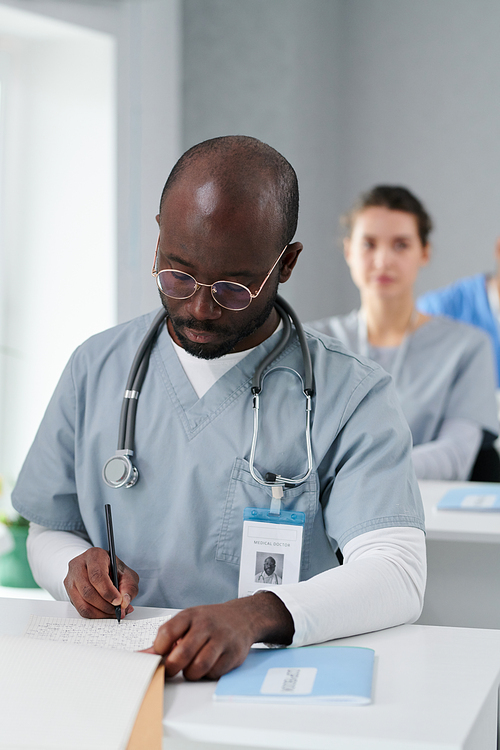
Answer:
[{"left": 102, "top": 295, "right": 315, "bottom": 496}]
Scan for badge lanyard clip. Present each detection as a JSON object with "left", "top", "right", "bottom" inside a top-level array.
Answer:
[{"left": 270, "top": 484, "right": 284, "bottom": 516}]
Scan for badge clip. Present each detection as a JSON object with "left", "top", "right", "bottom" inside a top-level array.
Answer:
[{"left": 269, "top": 484, "right": 283, "bottom": 516}]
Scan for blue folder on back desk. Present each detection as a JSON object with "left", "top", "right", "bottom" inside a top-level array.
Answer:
[
  {"left": 437, "top": 484, "right": 500, "bottom": 511},
  {"left": 213, "top": 645, "right": 375, "bottom": 705}
]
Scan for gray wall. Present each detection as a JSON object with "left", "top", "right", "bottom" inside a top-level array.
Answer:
[
  {"left": 338, "top": 0, "right": 500, "bottom": 302},
  {"left": 184, "top": 0, "right": 500, "bottom": 320},
  {"left": 183, "top": 0, "right": 350, "bottom": 322}
]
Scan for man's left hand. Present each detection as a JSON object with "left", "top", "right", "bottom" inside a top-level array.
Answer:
[{"left": 144, "top": 592, "right": 294, "bottom": 680}]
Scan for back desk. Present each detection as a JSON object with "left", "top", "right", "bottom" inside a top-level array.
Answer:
[{"left": 418, "top": 479, "right": 500, "bottom": 629}]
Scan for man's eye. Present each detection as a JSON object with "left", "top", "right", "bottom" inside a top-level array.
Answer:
[{"left": 171, "top": 270, "right": 190, "bottom": 281}]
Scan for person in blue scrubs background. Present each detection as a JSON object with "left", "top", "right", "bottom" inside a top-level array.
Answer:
[
  {"left": 13, "top": 138, "right": 426, "bottom": 680},
  {"left": 417, "top": 237, "right": 500, "bottom": 387}
]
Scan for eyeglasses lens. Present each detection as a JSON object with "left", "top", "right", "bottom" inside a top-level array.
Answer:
[
  {"left": 212, "top": 281, "right": 251, "bottom": 310},
  {"left": 157, "top": 270, "right": 252, "bottom": 310},
  {"left": 157, "top": 270, "right": 197, "bottom": 299}
]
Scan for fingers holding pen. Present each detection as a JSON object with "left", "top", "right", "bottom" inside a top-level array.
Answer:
[
  {"left": 116, "top": 557, "right": 139, "bottom": 617},
  {"left": 64, "top": 548, "right": 139, "bottom": 619},
  {"left": 64, "top": 548, "right": 117, "bottom": 618}
]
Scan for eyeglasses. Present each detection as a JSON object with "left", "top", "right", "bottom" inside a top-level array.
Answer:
[{"left": 151, "top": 238, "right": 287, "bottom": 311}]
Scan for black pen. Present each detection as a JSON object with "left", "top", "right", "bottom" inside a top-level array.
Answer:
[{"left": 104, "top": 503, "right": 121, "bottom": 624}]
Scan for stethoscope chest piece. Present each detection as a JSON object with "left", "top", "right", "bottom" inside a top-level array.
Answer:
[
  {"left": 102, "top": 308, "right": 167, "bottom": 490},
  {"left": 103, "top": 451, "right": 138, "bottom": 489}
]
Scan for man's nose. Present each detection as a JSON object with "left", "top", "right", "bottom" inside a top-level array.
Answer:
[{"left": 184, "top": 284, "right": 222, "bottom": 320}]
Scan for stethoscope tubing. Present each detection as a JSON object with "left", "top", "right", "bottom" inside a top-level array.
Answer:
[
  {"left": 249, "top": 295, "right": 315, "bottom": 489},
  {"left": 117, "top": 308, "right": 167, "bottom": 452},
  {"left": 249, "top": 366, "right": 313, "bottom": 488},
  {"left": 105, "top": 296, "right": 314, "bottom": 490}
]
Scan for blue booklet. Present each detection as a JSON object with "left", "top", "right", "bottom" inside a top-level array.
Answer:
[
  {"left": 437, "top": 485, "right": 500, "bottom": 511},
  {"left": 213, "top": 645, "right": 375, "bottom": 704}
]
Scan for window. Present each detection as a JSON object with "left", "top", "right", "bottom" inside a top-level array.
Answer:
[{"left": 0, "top": 6, "right": 116, "bottom": 510}]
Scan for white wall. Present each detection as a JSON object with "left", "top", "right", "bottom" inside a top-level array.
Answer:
[
  {"left": 0, "top": 0, "right": 182, "bottom": 504},
  {"left": 0, "top": 12, "right": 115, "bottom": 491},
  {"left": 0, "top": 0, "right": 183, "bottom": 322}
]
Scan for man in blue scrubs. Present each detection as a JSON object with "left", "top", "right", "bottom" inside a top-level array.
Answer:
[{"left": 13, "top": 136, "right": 426, "bottom": 680}]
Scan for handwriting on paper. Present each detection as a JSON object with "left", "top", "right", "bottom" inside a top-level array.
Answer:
[{"left": 24, "top": 614, "right": 171, "bottom": 651}]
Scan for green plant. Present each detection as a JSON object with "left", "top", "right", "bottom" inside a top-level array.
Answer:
[
  {"left": 0, "top": 512, "right": 29, "bottom": 528},
  {"left": 0, "top": 512, "right": 38, "bottom": 588}
]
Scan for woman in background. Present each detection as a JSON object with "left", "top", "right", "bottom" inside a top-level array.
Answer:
[{"left": 311, "top": 185, "right": 498, "bottom": 480}]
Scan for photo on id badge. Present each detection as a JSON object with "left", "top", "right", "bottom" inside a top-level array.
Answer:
[
  {"left": 255, "top": 552, "right": 284, "bottom": 584},
  {"left": 238, "top": 508, "right": 304, "bottom": 598}
]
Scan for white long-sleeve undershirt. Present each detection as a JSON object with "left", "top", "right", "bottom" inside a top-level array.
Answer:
[
  {"left": 27, "top": 523, "right": 426, "bottom": 645},
  {"left": 271, "top": 526, "right": 426, "bottom": 647},
  {"left": 411, "top": 418, "right": 482, "bottom": 481},
  {"left": 27, "top": 525, "right": 92, "bottom": 602}
]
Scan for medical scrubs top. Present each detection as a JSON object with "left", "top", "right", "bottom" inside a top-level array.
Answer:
[
  {"left": 311, "top": 311, "right": 498, "bottom": 448},
  {"left": 417, "top": 273, "right": 500, "bottom": 386},
  {"left": 12, "top": 309, "right": 424, "bottom": 609}
]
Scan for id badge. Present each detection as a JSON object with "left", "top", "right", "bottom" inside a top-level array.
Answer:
[{"left": 238, "top": 507, "right": 305, "bottom": 598}]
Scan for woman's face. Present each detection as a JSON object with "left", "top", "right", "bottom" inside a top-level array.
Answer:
[{"left": 344, "top": 206, "right": 430, "bottom": 301}]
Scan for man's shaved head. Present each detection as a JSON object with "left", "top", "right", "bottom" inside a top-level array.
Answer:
[{"left": 159, "top": 135, "right": 299, "bottom": 249}]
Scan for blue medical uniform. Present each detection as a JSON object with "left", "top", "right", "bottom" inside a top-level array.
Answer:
[
  {"left": 12, "top": 309, "right": 424, "bottom": 609},
  {"left": 417, "top": 274, "right": 500, "bottom": 386}
]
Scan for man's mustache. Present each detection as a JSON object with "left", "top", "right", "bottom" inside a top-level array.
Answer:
[{"left": 172, "top": 317, "right": 231, "bottom": 335}]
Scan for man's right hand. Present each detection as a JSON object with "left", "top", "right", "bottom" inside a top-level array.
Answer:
[{"left": 64, "top": 548, "right": 139, "bottom": 619}]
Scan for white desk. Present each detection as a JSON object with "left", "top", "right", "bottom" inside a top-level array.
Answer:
[
  {"left": 2, "top": 596, "right": 500, "bottom": 750},
  {"left": 418, "top": 480, "right": 500, "bottom": 629}
]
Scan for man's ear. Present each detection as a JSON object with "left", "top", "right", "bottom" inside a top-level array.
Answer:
[
  {"left": 279, "top": 242, "right": 303, "bottom": 283},
  {"left": 156, "top": 214, "right": 160, "bottom": 226}
]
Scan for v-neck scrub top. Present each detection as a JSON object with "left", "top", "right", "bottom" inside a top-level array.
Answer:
[
  {"left": 12, "top": 309, "right": 424, "bottom": 610},
  {"left": 311, "top": 312, "right": 498, "bottom": 449}
]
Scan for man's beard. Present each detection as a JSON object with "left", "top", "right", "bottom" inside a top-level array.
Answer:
[{"left": 159, "top": 282, "right": 279, "bottom": 360}]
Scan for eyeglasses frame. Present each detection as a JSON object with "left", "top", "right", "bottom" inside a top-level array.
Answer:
[{"left": 151, "top": 236, "right": 288, "bottom": 311}]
